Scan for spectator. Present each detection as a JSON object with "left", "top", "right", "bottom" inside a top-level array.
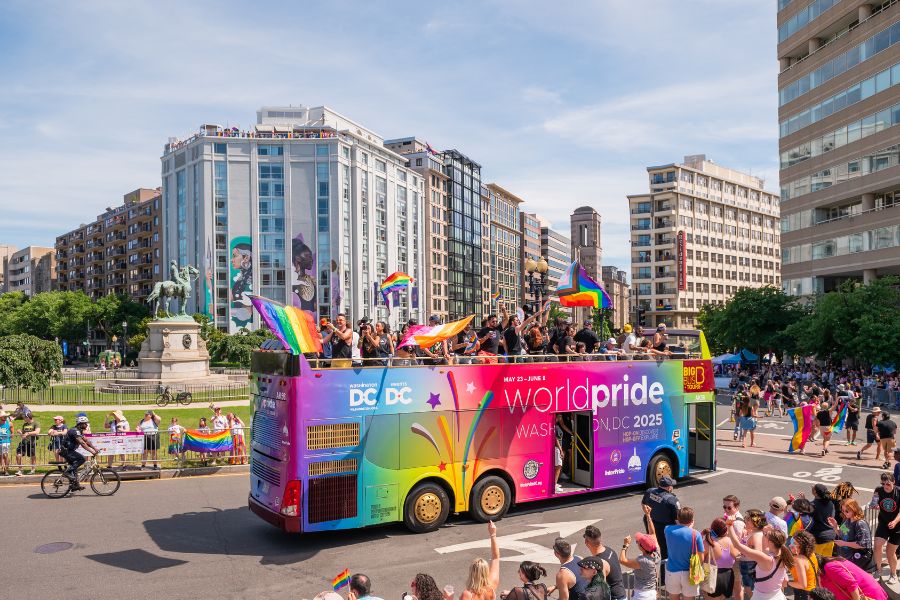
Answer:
[
  {"left": 619, "top": 530, "right": 660, "bottom": 600},
  {"left": 210, "top": 405, "right": 229, "bottom": 466},
  {"left": 787, "top": 531, "right": 818, "bottom": 600},
  {"left": 877, "top": 411, "right": 897, "bottom": 470},
  {"left": 574, "top": 320, "right": 600, "bottom": 354},
  {"left": 323, "top": 313, "right": 354, "bottom": 368},
  {"left": 136, "top": 410, "right": 161, "bottom": 470},
  {"left": 197, "top": 417, "right": 210, "bottom": 433},
  {"left": 808, "top": 483, "right": 837, "bottom": 556},
  {"left": 48, "top": 416, "right": 67, "bottom": 462},
  {"left": 477, "top": 311, "right": 506, "bottom": 356},
  {"left": 10, "top": 401, "right": 32, "bottom": 421},
  {"left": 554, "top": 434, "right": 565, "bottom": 494},
  {"left": 702, "top": 518, "right": 739, "bottom": 600},
  {"left": 228, "top": 413, "right": 247, "bottom": 465},
  {"left": 577, "top": 557, "right": 611, "bottom": 600},
  {"left": 856, "top": 406, "right": 881, "bottom": 462},
  {"left": 348, "top": 573, "right": 383, "bottom": 600},
  {"left": 597, "top": 338, "right": 621, "bottom": 361},
  {"left": 167, "top": 417, "right": 185, "bottom": 460},
  {"left": 549, "top": 537, "right": 588, "bottom": 600},
  {"left": 503, "top": 561, "right": 549, "bottom": 600},
  {"left": 765, "top": 496, "right": 789, "bottom": 535},
  {"left": 664, "top": 507, "right": 704, "bottom": 600},
  {"left": 452, "top": 322, "right": 480, "bottom": 365},
  {"left": 14, "top": 413, "right": 39, "bottom": 476},
  {"left": 408, "top": 574, "right": 442, "bottom": 600},
  {"left": 582, "top": 525, "right": 626, "bottom": 600},
  {"left": 422, "top": 316, "right": 451, "bottom": 366},
  {"left": 726, "top": 526, "right": 793, "bottom": 600},
  {"left": 393, "top": 344, "right": 420, "bottom": 367},
  {"left": 621, "top": 324, "right": 639, "bottom": 355},
  {"left": 641, "top": 475, "right": 679, "bottom": 584},
  {"left": 104, "top": 410, "right": 128, "bottom": 469},
  {"left": 870, "top": 472, "right": 900, "bottom": 582},
  {"left": 830, "top": 482, "right": 859, "bottom": 527},
  {"left": 815, "top": 555, "right": 886, "bottom": 600},
  {"left": 817, "top": 402, "right": 833, "bottom": 456},
  {"left": 0, "top": 411, "right": 13, "bottom": 476},
  {"left": 460, "top": 521, "right": 500, "bottom": 600},
  {"left": 845, "top": 401, "right": 860, "bottom": 446},
  {"left": 830, "top": 499, "right": 873, "bottom": 572}
]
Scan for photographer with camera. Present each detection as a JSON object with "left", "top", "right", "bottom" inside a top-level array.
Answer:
[{"left": 358, "top": 319, "right": 393, "bottom": 367}]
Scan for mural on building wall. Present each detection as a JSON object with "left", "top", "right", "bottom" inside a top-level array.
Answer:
[
  {"left": 331, "top": 259, "right": 342, "bottom": 314},
  {"left": 204, "top": 236, "right": 214, "bottom": 319},
  {"left": 229, "top": 236, "right": 253, "bottom": 331},
  {"left": 291, "top": 234, "right": 316, "bottom": 311}
]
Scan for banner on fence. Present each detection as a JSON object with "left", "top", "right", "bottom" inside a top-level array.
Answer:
[
  {"left": 182, "top": 429, "right": 233, "bottom": 453},
  {"left": 77, "top": 432, "right": 146, "bottom": 456}
]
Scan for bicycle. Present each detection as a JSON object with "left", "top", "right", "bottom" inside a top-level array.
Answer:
[
  {"left": 40, "top": 457, "right": 121, "bottom": 498},
  {"left": 156, "top": 385, "right": 192, "bottom": 407}
]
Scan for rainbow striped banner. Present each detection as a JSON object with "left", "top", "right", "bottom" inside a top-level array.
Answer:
[
  {"left": 249, "top": 295, "right": 322, "bottom": 355},
  {"left": 182, "top": 429, "right": 233, "bottom": 453},
  {"left": 787, "top": 405, "right": 816, "bottom": 453},
  {"left": 332, "top": 568, "right": 351, "bottom": 591},
  {"left": 556, "top": 261, "right": 612, "bottom": 309}
]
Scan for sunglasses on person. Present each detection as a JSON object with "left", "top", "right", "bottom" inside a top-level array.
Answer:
[{"left": 723, "top": 504, "right": 735, "bottom": 510}]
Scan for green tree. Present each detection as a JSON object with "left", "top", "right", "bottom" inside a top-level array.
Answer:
[
  {"left": 0, "top": 334, "right": 63, "bottom": 390},
  {"left": 93, "top": 293, "right": 151, "bottom": 340},
  {"left": 7, "top": 291, "right": 94, "bottom": 342},
  {"left": 207, "top": 328, "right": 274, "bottom": 367},
  {"left": 0, "top": 292, "right": 27, "bottom": 335},
  {"left": 591, "top": 308, "right": 613, "bottom": 340}
]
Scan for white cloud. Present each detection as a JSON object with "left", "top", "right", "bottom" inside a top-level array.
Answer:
[{"left": 522, "top": 86, "right": 563, "bottom": 105}]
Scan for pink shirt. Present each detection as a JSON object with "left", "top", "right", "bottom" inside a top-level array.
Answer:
[{"left": 819, "top": 560, "right": 886, "bottom": 600}]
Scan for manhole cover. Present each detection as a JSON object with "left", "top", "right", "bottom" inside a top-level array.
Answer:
[{"left": 35, "top": 542, "right": 74, "bottom": 554}]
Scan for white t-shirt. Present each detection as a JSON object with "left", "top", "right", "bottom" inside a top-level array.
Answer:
[
  {"left": 765, "top": 511, "right": 788, "bottom": 535},
  {"left": 138, "top": 419, "right": 158, "bottom": 434},
  {"left": 351, "top": 332, "right": 361, "bottom": 361},
  {"left": 623, "top": 333, "right": 638, "bottom": 353},
  {"left": 211, "top": 415, "right": 228, "bottom": 432}
]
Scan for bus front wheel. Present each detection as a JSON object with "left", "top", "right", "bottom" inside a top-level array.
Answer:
[
  {"left": 469, "top": 476, "right": 511, "bottom": 523},
  {"left": 646, "top": 453, "right": 675, "bottom": 487},
  {"left": 403, "top": 482, "right": 450, "bottom": 533}
]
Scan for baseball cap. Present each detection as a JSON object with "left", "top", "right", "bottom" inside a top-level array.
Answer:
[
  {"left": 429, "top": 315, "right": 440, "bottom": 323},
  {"left": 607, "top": 338, "right": 617, "bottom": 345},
  {"left": 769, "top": 496, "right": 788, "bottom": 511},
  {"left": 635, "top": 532, "right": 658, "bottom": 552},
  {"left": 53, "top": 415, "right": 64, "bottom": 421},
  {"left": 623, "top": 324, "right": 633, "bottom": 333},
  {"left": 658, "top": 476, "right": 676, "bottom": 487},
  {"left": 407, "top": 318, "right": 418, "bottom": 326},
  {"left": 584, "top": 320, "right": 593, "bottom": 326}
]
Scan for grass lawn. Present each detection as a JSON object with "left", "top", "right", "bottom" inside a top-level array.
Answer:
[
  {"left": 27, "top": 405, "right": 253, "bottom": 431},
  {"left": 4, "top": 385, "right": 248, "bottom": 405}
]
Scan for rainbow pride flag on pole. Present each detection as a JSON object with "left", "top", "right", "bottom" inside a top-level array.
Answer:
[
  {"left": 182, "top": 429, "right": 233, "bottom": 453},
  {"left": 556, "top": 261, "right": 612, "bottom": 309},
  {"left": 787, "top": 404, "right": 816, "bottom": 453},
  {"left": 491, "top": 291, "right": 502, "bottom": 302},
  {"left": 332, "top": 568, "right": 351, "bottom": 591},
  {"left": 830, "top": 401, "right": 848, "bottom": 433},
  {"left": 379, "top": 272, "right": 412, "bottom": 298},
  {"left": 249, "top": 295, "right": 323, "bottom": 355}
]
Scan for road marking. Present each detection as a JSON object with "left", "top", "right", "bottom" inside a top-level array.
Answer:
[
  {"left": 792, "top": 466, "right": 843, "bottom": 482},
  {"left": 1, "top": 471, "right": 248, "bottom": 490},
  {"left": 718, "top": 446, "right": 869, "bottom": 468},
  {"left": 694, "top": 470, "right": 727, "bottom": 480},
  {"left": 435, "top": 519, "right": 600, "bottom": 563},
  {"left": 716, "top": 467, "right": 874, "bottom": 492}
]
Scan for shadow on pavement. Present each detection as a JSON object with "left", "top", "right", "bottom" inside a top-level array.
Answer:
[
  {"left": 86, "top": 548, "right": 188, "bottom": 572},
  {"left": 143, "top": 507, "right": 402, "bottom": 565}
]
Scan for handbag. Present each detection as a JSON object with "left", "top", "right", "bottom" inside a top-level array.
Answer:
[
  {"left": 703, "top": 542, "right": 719, "bottom": 594},
  {"left": 688, "top": 529, "right": 705, "bottom": 586}
]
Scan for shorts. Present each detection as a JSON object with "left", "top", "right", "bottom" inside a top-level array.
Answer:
[
  {"left": 740, "top": 417, "right": 757, "bottom": 431},
  {"left": 881, "top": 438, "right": 896, "bottom": 454},
  {"left": 711, "top": 565, "right": 735, "bottom": 598},
  {"left": 867, "top": 430, "right": 877, "bottom": 444},
  {"left": 846, "top": 421, "right": 859, "bottom": 431},
  {"left": 143, "top": 433, "right": 159, "bottom": 451},
  {"left": 554, "top": 446, "right": 563, "bottom": 467},
  {"left": 632, "top": 589, "right": 657, "bottom": 600},
  {"left": 739, "top": 560, "right": 757, "bottom": 588},
  {"left": 814, "top": 541, "right": 835, "bottom": 557},
  {"left": 665, "top": 570, "right": 700, "bottom": 597},
  {"left": 16, "top": 440, "right": 35, "bottom": 457},
  {"left": 875, "top": 521, "right": 900, "bottom": 545},
  {"left": 0, "top": 443, "right": 9, "bottom": 456}
]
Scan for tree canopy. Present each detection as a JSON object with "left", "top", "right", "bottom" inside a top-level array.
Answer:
[{"left": 0, "top": 334, "right": 63, "bottom": 391}]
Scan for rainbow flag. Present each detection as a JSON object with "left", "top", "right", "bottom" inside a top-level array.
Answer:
[
  {"left": 556, "top": 261, "right": 612, "bottom": 309},
  {"left": 332, "top": 568, "right": 351, "bottom": 591},
  {"left": 182, "top": 429, "right": 233, "bottom": 453},
  {"left": 787, "top": 405, "right": 816, "bottom": 453},
  {"left": 398, "top": 315, "right": 475, "bottom": 349},
  {"left": 491, "top": 291, "right": 502, "bottom": 302},
  {"left": 379, "top": 272, "right": 412, "bottom": 297},
  {"left": 830, "top": 401, "right": 848, "bottom": 433},
  {"left": 785, "top": 511, "right": 805, "bottom": 538},
  {"left": 249, "top": 295, "right": 322, "bottom": 355}
]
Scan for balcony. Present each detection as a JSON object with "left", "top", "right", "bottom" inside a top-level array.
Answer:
[
  {"left": 655, "top": 285, "right": 677, "bottom": 295},
  {"left": 631, "top": 224, "right": 651, "bottom": 231},
  {"left": 655, "top": 202, "right": 674, "bottom": 214},
  {"left": 634, "top": 270, "right": 652, "bottom": 280},
  {"left": 655, "top": 268, "right": 676, "bottom": 279},
  {"left": 634, "top": 255, "right": 652, "bottom": 263},
  {"left": 655, "top": 218, "right": 674, "bottom": 229},
  {"left": 655, "top": 234, "right": 675, "bottom": 246},
  {"left": 632, "top": 239, "right": 651, "bottom": 247},
  {"left": 630, "top": 205, "right": 652, "bottom": 215}
]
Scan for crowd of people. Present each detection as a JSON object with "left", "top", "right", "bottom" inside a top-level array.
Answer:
[
  {"left": 0, "top": 401, "right": 248, "bottom": 473},
  {"left": 313, "top": 304, "right": 685, "bottom": 368}
]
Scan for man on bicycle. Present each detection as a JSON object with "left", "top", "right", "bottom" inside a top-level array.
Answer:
[{"left": 61, "top": 416, "right": 99, "bottom": 490}]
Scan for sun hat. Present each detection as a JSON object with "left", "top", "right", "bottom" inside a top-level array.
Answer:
[
  {"left": 623, "top": 324, "right": 633, "bottom": 333},
  {"left": 635, "top": 532, "right": 658, "bottom": 552}
]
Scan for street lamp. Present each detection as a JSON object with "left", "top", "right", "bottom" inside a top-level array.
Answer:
[
  {"left": 525, "top": 256, "right": 549, "bottom": 315},
  {"left": 122, "top": 320, "right": 128, "bottom": 361}
]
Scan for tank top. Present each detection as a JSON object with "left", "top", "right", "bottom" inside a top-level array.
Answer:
[
  {"left": 754, "top": 553, "right": 787, "bottom": 594},
  {"left": 331, "top": 329, "right": 351, "bottom": 359},
  {"left": 790, "top": 555, "right": 817, "bottom": 592},
  {"left": 376, "top": 335, "right": 391, "bottom": 358},
  {"left": 713, "top": 537, "right": 736, "bottom": 569},
  {"left": 562, "top": 557, "right": 589, "bottom": 600}
]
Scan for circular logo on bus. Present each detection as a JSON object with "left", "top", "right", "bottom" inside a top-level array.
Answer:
[
  {"left": 610, "top": 449, "right": 622, "bottom": 465},
  {"left": 523, "top": 459, "right": 540, "bottom": 480}
]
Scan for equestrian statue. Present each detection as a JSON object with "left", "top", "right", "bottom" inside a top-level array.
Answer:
[{"left": 147, "top": 260, "right": 200, "bottom": 318}]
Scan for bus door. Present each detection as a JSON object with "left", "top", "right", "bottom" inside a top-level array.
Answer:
[
  {"left": 687, "top": 402, "right": 715, "bottom": 470},
  {"left": 571, "top": 412, "right": 593, "bottom": 486}
]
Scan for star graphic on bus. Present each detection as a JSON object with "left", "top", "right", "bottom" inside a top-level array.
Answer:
[
  {"left": 438, "top": 461, "right": 447, "bottom": 472},
  {"left": 427, "top": 393, "right": 441, "bottom": 409},
  {"left": 466, "top": 381, "right": 476, "bottom": 394}
]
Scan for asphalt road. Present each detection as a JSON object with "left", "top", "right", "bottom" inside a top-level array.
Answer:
[{"left": 1, "top": 405, "right": 888, "bottom": 600}]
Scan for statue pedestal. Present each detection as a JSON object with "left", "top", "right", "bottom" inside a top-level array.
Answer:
[{"left": 137, "top": 319, "right": 212, "bottom": 381}]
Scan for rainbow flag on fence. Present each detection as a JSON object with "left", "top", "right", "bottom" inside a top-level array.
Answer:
[
  {"left": 332, "top": 568, "right": 351, "bottom": 591},
  {"left": 556, "top": 261, "right": 612, "bottom": 309},
  {"left": 249, "top": 295, "right": 323, "bottom": 355},
  {"left": 830, "top": 401, "right": 848, "bottom": 433},
  {"left": 182, "top": 429, "right": 233, "bottom": 453},
  {"left": 788, "top": 404, "right": 816, "bottom": 453}
]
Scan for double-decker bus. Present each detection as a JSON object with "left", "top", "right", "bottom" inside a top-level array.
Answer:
[{"left": 248, "top": 331, "right": 716, "bottom": 533}]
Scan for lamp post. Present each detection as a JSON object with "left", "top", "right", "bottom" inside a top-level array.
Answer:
[
  {"left": 524, "top": 256, "right": 549, "bottom": 316},
  {"left": 122, "top": 320, "right": 128, "bottom": 360}
]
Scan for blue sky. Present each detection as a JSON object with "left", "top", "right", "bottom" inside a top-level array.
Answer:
[{"left": 0, "top": 0, "right": 778, "bottom": 273}]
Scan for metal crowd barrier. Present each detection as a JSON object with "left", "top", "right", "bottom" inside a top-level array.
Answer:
[{"left": 0, "top": 383, "right": 249, "bottom": 406}]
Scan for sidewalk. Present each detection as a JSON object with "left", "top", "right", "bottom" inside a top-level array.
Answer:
[{"left": 1, "top": 399, "right": 250, "bottom": 413}]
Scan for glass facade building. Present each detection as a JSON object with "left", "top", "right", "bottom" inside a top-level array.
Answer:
[{"left": 443, "top": 150, "right": 483, "bottom": 319}]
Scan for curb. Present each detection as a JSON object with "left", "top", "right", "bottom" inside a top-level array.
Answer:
[{"left": 0, "top": 464, "right": 249, "bottom": 486}]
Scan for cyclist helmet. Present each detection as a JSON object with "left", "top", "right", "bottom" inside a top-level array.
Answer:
[{"left": 76, "top": 416, "right": 90, "bottom": 425}]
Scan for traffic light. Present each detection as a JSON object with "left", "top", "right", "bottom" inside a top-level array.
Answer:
[{"left": 638, "top": 308, "right": 647, "bottom": 327}]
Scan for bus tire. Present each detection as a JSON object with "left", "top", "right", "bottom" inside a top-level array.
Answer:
[
  {"left": 469, "top": 476, "right": 511, "bottom": 523},
  {"left": 403, "top": 482, "right": 450, "bottom": 534},
  {"left": 646, "top": 453, "right": 676, "bottom": 487}
]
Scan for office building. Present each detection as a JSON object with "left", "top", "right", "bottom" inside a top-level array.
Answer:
[
  {"left": 55, "top": 188, "right": 162, "bottom": 300},
  {"left": 570, "top": 206, "right": 603, "bottom": 279},
  {"left": 628, "top": 155, "right": 780, "bottom": 328},
  {"left": 778, "top": 1, "right": 900, "bottom": 293},
  {"left": 483, "top": 183, "right": 523, "bottom": 311},
  {"left": 3, "top": 246, "right": 55, "bottom": 296},
  {"left": 383, "top": 137, "right": 450, "bottom": 322},
  {"left": 520, "top": 212, "right": 543, "bottom": 313},
  {"left": 601, "top": 266, "right": 630, "bottom": 331},
  {"left": 160, "top": 106, "right": 426, "bottom": 332},
  {"left": 540, "top": 218, "right": 572, "bottom": 311},
  {"left": 0, "top": 245, "right": 16, "bottom": 291}
]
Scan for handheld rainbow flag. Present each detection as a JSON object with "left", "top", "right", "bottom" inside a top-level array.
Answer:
[
  {"left": 182, "top": 429, "right": 233, "bottom": 453},
  {"left": 787, "top": 404, "right": 816, "bottom": 453},
  {"left": 556, "top": 261, "right": 612, "bottom": 309},
  {"left": 332, "top": 569, "right": 351, "bottom": 591},
  {"left": 249, "top": 295, "right": 323, "bottom": 355},
  {"left": 491, "top": 291, "right": 502, "bottom": 302},
  {"left": 784, "top": 511, "right": 805, "bottom": 539},
  {"left": 398, "top": 315, "right": 475, "bottom": 349},
  {"left": 830, "top": 401, "right": 848, "bottom": 433},
  {"left": 379, "top": 272, "right": 412, "bottom": 297}
]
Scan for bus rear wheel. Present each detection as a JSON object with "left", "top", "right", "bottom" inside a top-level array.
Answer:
[
  {"left": 403, "top": 482, "right": 450, "bottom": 533},
  {"left": 646, "top": 453, "right": 675, "bottom": 487},
  {"left": 469, "top": 476, "right": 511, "bottom": 523}
]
